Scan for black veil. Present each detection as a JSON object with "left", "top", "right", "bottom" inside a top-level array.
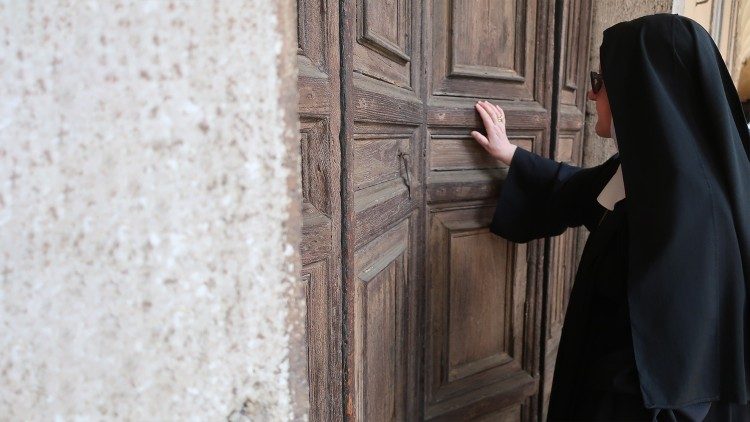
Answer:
[{"left": 600, "top": 13, "right": 750, "bottom": 407}]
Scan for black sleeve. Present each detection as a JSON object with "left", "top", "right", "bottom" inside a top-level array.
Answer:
[{"left": 490, "top": 146, "right": 616, "bottom": 243}]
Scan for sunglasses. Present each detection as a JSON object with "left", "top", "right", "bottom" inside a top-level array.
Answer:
[{"left": 590, "top": 71, "right": 604, "bottom": 94}]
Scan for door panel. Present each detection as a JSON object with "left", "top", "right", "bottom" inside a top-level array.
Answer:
[
  {"left": 543, "top": 0, "right": 592, "bottom": 420},
  {"left": 350, "top": 124, "right": 419, "bottom": 249},
  {"left": 297, "top": 0, "right": 343, "bottom": 421},
  {"left": 425, "top": 205, "right": 536, "bottom": 420},
  {"left": 422, "top": 0, "right": 555, "bottom": 419},
  {"left": 355, "top": 0, "right": 413, "bottom": 88},
  {"left": 431, "top": 0, "right": 540, "bottom": 100},
  {"left": 341, "top": 0, "right": 423, "bottom": 420},
  {"left": 352, "top": 218, "right": 411, "bottom": 421}
]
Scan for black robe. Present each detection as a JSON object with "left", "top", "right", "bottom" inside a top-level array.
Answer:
[
  {"left": 491, "top": 145, "right": 750, "bottom": 421},
  {"left": 599, "top": 13, "right": 750, "bottom": 410},
  {"left": 489, "top": 12, "right": 750, "bottom": 421},
  {"left": 490, "top": 144, "right": 647, "bottom": 420}
]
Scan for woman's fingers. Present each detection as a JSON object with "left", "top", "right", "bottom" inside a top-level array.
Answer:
[
  {"left": 487, "top": 102, "right": 505, "bottom": 127},
  {"left": 489, "top": 101, "right": 502, "bottom": 115},
  {"left": 492, "top": 103, "right": 505, "bottom": 122},
  {"left": 470, "top": 130, "right": 489, "bottom": 147},
  {"left": 475, "top": 102, "right": 495, "bottom": 132},
  {"left": 479, "top": 101, "right": 508, "bottom": 134},
  {"left": 482, "top": 101, "right": 499, "bottom": 122},
  {"left": 472, "top": 101, "right": 508, "bottom": 160}
]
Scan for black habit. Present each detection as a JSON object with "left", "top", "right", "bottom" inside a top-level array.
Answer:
[{"left": 489, "top": 13, "right": 750, "bottom": 422}]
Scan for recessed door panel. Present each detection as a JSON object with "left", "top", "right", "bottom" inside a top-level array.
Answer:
[
  {"left": 431, "top": 0, "right": 540, "bottom": 101},
  {"left": 351, "top": 219, "right": 411, "bottom": 421},
  {"left": 425, "top": 205, "right": 536, "bottom": 420}
]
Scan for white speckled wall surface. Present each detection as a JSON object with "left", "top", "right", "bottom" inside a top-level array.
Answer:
[{"left": 0, "top": 0, "right": 306, "bottom": 420}]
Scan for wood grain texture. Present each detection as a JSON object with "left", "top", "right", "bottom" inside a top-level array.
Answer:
[
  {"left": 447, "top": 230, "right": 511, "bottom": 382},
  {"left": 431, "top": 0, "right": 539, "bottom": 100},
  {"left": 352, "top": 219, "right": 410, "bottom": 421},
  {"left": 352, "top": 136, "right": 410, "bottom": 190},
  {"left": 302, "top": 0, "right": 594, "bottom": 420},
  {"left": 541, "top": 0, "right": 592, "bottom": 419},
  {"left": 425, "top": 204, "right": 536, "bottom": 420},
  {"left": 451, "top": 0, "right": 519, "bottom": 77},
  {"left": 354, "top": 0, "right": 413, "bottom": 88},
  {"left": 426, "top": 130, "right": 536, "bottom": 205},
  {"left": 422, "top": 0, "right": 556, "bottom": 418},
  {"left": 429, "top": 136, "right": 501, "bottom": 171},
  {"left": 296, "top": 0, "right": 343, "bottom": 420},
  {"left": 342, "top": 1, "right": 423, "bottom": 420},
  {"left": 302, "top": 261, "right": 332, "bottom": 421}
]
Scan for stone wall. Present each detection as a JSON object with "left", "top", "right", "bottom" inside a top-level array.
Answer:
[{"left": 0, "top": 0, "right": 306, "bottom": 420}]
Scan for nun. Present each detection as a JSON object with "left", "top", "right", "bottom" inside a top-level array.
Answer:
[{"left": 471, "top": 14, "right": 750, "bottom": 421}]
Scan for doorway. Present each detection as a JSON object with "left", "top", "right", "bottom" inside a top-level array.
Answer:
[{"left": 297, "top": 1, "right": 594, "bottom": 420}]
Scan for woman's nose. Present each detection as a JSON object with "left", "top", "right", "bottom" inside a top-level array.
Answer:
[{"left": 586, "top": 89, "right": 596, "bottom": 101}]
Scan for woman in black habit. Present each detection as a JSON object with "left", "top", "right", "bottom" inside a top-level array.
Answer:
[{"left": 470, "top": 14, "right": 750, "bottom": 421}]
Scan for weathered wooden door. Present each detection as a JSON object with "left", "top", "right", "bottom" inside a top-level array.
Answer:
[
  {"left": 543, "top": 1, "right": 593, "bottom": 420},
  {"left": 297, "top": 0, "right": 344, "bottom": 420},
  {"left": 297, "top": 0, "right": 593, "bottom": 420}
]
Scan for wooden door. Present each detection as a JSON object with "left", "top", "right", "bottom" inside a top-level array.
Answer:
[
  {"left": 297, "top": 0, "right": 593, "bottom": 420},
  {"left": 543, "top": 0, "right": 593, "bottom": 420},
  {"left": 297, "top": 0, "right": 344, "bottom": 420},
  {"left": 340, "top": 0, "right": 423, "bottom": 419},
  {"left": 423, "top": 1, "right": 554, "bottom": 420}
]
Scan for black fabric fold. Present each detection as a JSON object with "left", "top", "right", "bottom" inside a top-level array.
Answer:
[
  {"left": 600, "top": 13, "right": 750, "bottom": 408},
  {"left": 489, "top": 145, "right": 620, "bottom": 242}
]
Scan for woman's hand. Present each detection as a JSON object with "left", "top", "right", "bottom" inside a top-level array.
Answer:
[{"left": 471, "top": 101, "right": 517, "bottom": 166}]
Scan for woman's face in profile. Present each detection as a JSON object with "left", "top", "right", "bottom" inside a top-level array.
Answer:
[{"left": 587, "top": 82, "right": 613, "bottom": 138}]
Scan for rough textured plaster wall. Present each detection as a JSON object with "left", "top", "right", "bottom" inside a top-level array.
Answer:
[
  {"left": 0, "top": 0, "right": 307, "bottom": 420},
  {"left": 576, "top": 0, "right": 673, "bottom": 259}
]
